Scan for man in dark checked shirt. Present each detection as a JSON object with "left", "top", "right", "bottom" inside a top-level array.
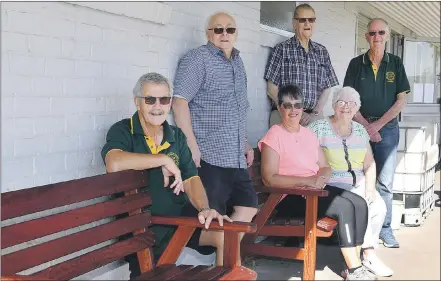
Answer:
[
  {"left": 264, "top": 3, "right": 339, "bottom": 127},
  {"left": 172, "top": 11, "right": 258, "bottom": 260}
]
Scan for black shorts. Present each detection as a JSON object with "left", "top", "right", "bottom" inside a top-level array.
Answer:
[{"left": 198, "top": 160, "right": 258, "bottom": 216}]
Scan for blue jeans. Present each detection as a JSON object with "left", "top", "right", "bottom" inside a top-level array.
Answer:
[{"left": 370, "top": 119, "right": 399, "bottom": 234}]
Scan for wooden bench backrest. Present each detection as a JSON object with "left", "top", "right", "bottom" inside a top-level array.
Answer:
[{"left": 1, "top": 170, "right": 153, "bottom": 280}]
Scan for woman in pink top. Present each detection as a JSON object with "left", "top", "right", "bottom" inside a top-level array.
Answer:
[{"left": 259, "top": 85, "right": 375, "bottom": 281}]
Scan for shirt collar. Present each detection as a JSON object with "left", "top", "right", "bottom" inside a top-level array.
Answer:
[
  {"left": 206, "top": 41, "right": 240, "bottom": 58},
  {"left": 363, "top": 50, "right": 389, "bottom": 65},
  {"left": 291, "top": 34, "right": 316, "bottom": 52},
  {"left": 130, "top": 111, "right": 175, "bottom": 143}
]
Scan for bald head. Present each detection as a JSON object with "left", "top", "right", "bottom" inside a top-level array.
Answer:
[{"left": 206, "top": 12, "right": 236, "bottom": 30}]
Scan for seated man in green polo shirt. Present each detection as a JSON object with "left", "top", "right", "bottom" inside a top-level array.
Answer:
[{"left": 101, "top": 72, "right": 232, "bottom": 278}]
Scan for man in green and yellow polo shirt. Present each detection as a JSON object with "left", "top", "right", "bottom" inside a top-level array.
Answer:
[
  {"left": 101, "top": 73, "right": 232, "bottom": 278},
  {"left": 344, "top": 18, "right": 410, "bottom": 250}
]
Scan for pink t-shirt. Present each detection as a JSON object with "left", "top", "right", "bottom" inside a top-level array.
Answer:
[{"left": 258, "top": 124, "right": 320, "bottom": 177}]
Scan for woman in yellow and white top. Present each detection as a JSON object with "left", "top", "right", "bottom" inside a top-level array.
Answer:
[{"left": 309, "top": 87, "right": 393, "bottom": 278}]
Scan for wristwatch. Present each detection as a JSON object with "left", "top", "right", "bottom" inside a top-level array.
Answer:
[{"left": 198, "top": 207, "right": 210, "bottom": 213}]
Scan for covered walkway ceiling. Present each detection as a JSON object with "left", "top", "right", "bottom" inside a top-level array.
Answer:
[{"left": 369, "top": 1, "right": 440, "bottom": 39}]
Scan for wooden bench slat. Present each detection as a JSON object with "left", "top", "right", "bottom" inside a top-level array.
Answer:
[
  {"left": 146, "top": 264, "right": 193, "bottom": 280},
  {"left": 167, "top": 265, "right": 212, "bottom": 280},
  {"left": 242, "top": 243, "right": 305, "bottom": 260},
  {"left": 188, "top": 266, "right": 231, "bottom": 280},
  {"left": 2, "top": 192, "right": 151, "bottom": 249},
  {"left": 30, "top": 231, "right": 155, "bottom": 280},
  {"left": 1, "top": 170, "right": 147, "bottom": 220},
  {"left": 218, "top": 266, "right": 258, "bottom": 280},
  {"left": 2, "top": 212, "right": 153, "bottom": 275},
  {"left": 133, "top": 264, "right": 175, "bottom": 280}
]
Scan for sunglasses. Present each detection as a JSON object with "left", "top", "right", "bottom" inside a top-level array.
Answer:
[
  {"left": 208, "top": 27, "right": 236, "bottom": 34},
  {"left": 294, "top": 17, "right": 316, "bottom": 23},
  {"left": 282, "top": 102, "right": 304, "bottom": 110},
  {"left": 336, "top": 100, "right": 357, "bottom": 108},
  {"left": 368, "top": 30, "right": 386, "bottom": 36},
  {"left": 137, "top": 96, "right": 172, "bottom": 105}
]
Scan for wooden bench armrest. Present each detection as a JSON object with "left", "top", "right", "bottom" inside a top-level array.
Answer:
[
  {"left": 151, "top": 215, "right": 257, "bottom": 233},
  {"left": 253, "top": 179, "right": 329, "bottom": 197},
  {"left": 1, "top": 275, "right": 47, "bottom": 281}
]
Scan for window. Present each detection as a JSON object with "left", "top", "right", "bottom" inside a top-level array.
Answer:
[
  {"left": 404, "top": 41, "right": 441, "bottom": 104},
  {"left": 260, "top": 1, "right": 296, "bottom": 33}
]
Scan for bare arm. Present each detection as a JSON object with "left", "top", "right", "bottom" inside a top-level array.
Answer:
[
  {"left": 353, "top": 111, "right": 370, "bottom": 127},
  {"left": 363, "top": 145, "right": 376, "bottom": 194},
  {"left": 183, "top": 176, "right": 210, "bottom": 211},
  {"left": 105, "top": 150, "right": 170, "bottom": 173},
  {"left": 173, "top": 98, "right": 198, "bottom": 147},
  {"left": 316, "top": 146, "right": 333, "bottom": 181},
  {"left": 261, "top": 143, "right": 321, "bottom": 188},
  {"left": 313, "top": 87, "right": 333, "bottom": 115},
  {"left": 374, "top": 92, "right": 408, "bottom": 129},
  {"left": 267, "top": 80, "right": 279, "bottom": 105}
]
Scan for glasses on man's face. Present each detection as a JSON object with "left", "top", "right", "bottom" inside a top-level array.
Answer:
[
  {"left": 336, "top": 100, "right": 357, "bottom": 108},
  {"left": 368, "top": 30, "right": 386, "bottom": 36},
  {"left": 137, "top": 96, "right": 172, "bottom": 105},
  {"left": 294, "top": 17, "right": 316, "bottom": 23},
  {"left": 282, "top": 102, "right": 303, "bottom": 110},
  {"left": 208, "top": 27, "right": 236, "bottom": 35}
]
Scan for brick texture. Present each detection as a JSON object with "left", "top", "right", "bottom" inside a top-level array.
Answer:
[{"left": 1, "top": 1, "right": 357, "bottom": 192}]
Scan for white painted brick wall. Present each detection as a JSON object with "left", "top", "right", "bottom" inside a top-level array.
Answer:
[{"left": 1, "top": 1, "right": 357, "bottom": 197}]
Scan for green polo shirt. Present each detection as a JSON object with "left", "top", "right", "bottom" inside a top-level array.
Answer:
[
  {"left": 343, "top": 51, "right": 410, "bottom": 118},
  {"left": 101, "top": 111, "right": 198, "bottom": 257}
]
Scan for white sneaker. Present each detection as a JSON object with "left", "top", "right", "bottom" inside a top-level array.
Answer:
[{"left": 363, "top": 256, "right": 393, "bottom": 277}]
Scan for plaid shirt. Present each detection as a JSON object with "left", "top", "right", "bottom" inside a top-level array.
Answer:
[
  {"left": 264, "top": 35, "right": 339, "bottom": 110},
  {"left": 173, "top": 41, "right": 249, "bottom": 169}
]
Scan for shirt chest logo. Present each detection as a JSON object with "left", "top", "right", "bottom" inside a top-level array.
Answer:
[
  {"left": 167, "top": 152, "right": 180, "bottom": 166},
  {"left": 386, "top": 71, "right": 395, "bottom": 83}
]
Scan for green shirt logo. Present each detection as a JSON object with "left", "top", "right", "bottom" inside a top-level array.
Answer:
[{"left": 386, "top": 71, "right": 395, "bottom": 83}]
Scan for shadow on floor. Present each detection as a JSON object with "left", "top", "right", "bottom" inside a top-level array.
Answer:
[
  {"left": 435, "top": 191, "right": 440, "bottom": 207},
  {"left": 244, "top": 237, "right": 345, "bottom": 280}
]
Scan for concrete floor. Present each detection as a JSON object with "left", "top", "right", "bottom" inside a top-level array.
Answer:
[{"left": 246, "top": 173, "right": 440, "bottom": 280}]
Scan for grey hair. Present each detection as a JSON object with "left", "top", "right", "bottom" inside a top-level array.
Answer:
[
  {"left": 367, "top": 18, "right": 390, "bottom": 33},
  {"left": 132, "top": 72, "right": 172, "bottom": 97},
  {"left": 332, "top": 87, "right": 361, "bottom": 106},
  {"left": 294, "top": 3, "right": 315, "bottom": 18},
  {"left": 205, "top": 11, "right": 236, "bottom": 30}
]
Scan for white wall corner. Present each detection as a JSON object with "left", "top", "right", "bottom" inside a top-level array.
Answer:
[{"left": 66, "top": 1, "right": 172, "bottom": 25}]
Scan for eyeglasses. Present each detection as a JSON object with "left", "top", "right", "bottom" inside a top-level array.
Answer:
[
  {"left": 336, "top": 100, "right": 357, "bottom": 108},
  {"left": 282, "top": 102, "right": 304, "bottom": 110},
  {"left": 294, "top": 17, "right": 316, "bottom": 23},
  {"left": 368, "top": 30, "right": 386, "bottom": 36},
  {"left": 208, "top": 27, "right": 236, "bottom": 34},
  {"left": 137, "top": 96, "right": 172, "bottom": 105}
]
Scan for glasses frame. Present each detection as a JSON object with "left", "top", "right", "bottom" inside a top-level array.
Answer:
[
  {"left": 294, "top": 17, "right": 316, "bottom": 23},
  {"left": 281, "top": 102, "right": 304, "bottom": 110},
  {"left": 336, "top": 100, "right": 357, "bottom": 108},
  {"left": 136, "top": 96, "right": 172, "bottom": 105},
  {"left": 368, "top": 30, "right": 386, "bottom": 36},
  {"left": 208, "top": 27, "right": 236, "bottom": 35}
]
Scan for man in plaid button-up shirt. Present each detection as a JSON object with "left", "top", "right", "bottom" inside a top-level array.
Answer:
[
  {"left": 264, "top": 4, "right": 339, "bottom": 127},
  {"left": 173, "top": 12, "right": 258, "bottom": 263}
]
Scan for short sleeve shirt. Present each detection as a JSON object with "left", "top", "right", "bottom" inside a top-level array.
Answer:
[
  {"left": 308, "top": 118, "right": 370, "bottom": 196},
  {"left": 264, "top": 35, "right": 339, "bottom": 110},
  {"left": 258, "top": 124, "right": 320, "bottom": 177},
  {"left": 173, "top": 41, "right": 249, "bottom": 169},
  {"left": 343, "top": 51, "right": 411, "bottom": 118},
  {"left": 101, "top": 111, "right": 198, "bottom": 256}
]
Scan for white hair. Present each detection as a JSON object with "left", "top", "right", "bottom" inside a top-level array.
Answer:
[
  {"left": 132, "top": 72, "right": 173, "bottom": 97},
  {"left": 332, "top": 87, "right": 361, "bottom": 106},
  {"left": 205, "top": 11, "right": 236, "bottom": 30}
]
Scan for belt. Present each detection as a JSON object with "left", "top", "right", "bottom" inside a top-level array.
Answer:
[{"left": 366, "top": 116, "right": 398, "bottom": 125}]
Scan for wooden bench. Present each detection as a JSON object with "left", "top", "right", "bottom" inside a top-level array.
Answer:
[
  {"left": 1, "top": 170, "right": 258, "bottom": 281},
  {"left": 241, "top": 148, "right": 338, "bottom": 280}
]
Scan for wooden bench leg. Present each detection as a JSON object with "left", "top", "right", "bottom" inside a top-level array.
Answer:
[{"left": 303, "top": 195, "right": 318, "bottom": 281}]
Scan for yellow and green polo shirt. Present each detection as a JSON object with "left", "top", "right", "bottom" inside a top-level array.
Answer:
[
  {"left": 343, "top": 50, "right": 410, "bottom": 118},
  {"left": 101, "top": 111, "right": 198, "bottom": 257}
]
